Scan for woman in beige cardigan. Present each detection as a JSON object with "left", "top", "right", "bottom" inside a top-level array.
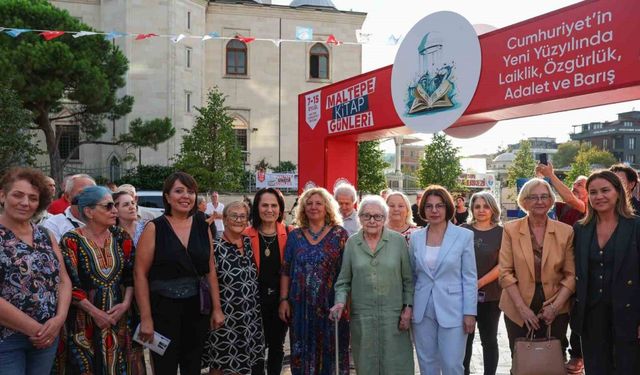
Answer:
[{"left": 499, "top": 178, "right": 575, "bottom": 356}]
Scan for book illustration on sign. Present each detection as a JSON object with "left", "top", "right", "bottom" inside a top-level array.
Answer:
[{"left": 405, "top": 31, "right": 457, "bottom": 115}]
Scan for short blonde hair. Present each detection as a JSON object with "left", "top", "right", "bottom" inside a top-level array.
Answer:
[
  {"left": 386, "top": 191, "right": 415, "bottom": 226},
  {"left": 517, "top": 178, "right": 556, "bottom": 214},
  {"left": 294, "top": 187, "right": 343, "bottom": 228}
]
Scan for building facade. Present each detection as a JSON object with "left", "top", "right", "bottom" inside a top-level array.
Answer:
[
  {"left": 46, "top": 0, "right": 366, "bottom": 180},
  {"left": 508, "top": 137, "right": 559, "bottom": 161},
  {"left": 570, "top": 111, "right": 640, "bottom": 168}
]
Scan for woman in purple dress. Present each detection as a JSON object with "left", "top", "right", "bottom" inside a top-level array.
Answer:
[{"left": 278, "top": 187, "right": 349, "bottom": 375}]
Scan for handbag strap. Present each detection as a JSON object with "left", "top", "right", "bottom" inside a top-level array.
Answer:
[{"left": 526, "top": 325, "right": 553, "bottom": 341}]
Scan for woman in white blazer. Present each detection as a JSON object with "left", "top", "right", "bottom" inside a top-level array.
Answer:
[{"left": 409, "top": 185, "right": 477, "bottom": 375}]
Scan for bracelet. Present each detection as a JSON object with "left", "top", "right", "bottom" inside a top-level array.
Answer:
[
  {"left": 279, "top": 296, "right": 289, "bottom": 303},
  {"left": 548, "top": 303, "right": 558, "bottom": 314}
]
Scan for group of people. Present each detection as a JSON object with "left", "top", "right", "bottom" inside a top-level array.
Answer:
[{"left": 1, "top": 163, "right": 640, "bottom": 375}]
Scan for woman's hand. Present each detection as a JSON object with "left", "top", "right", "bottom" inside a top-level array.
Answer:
[
  {"left": 538, "top": 303, "right": 557, "bottom": 325},
  {"left": 518, "top": 305, "right": 541, "bottom": 331},
  {"left": 138, "top": 317, "right": 154, "bottom": 343},
  {"left": 463, "top": 315, "right": 476, "bottom": 334},
  {"left": 91, "top": 308, "right": 117, "bottom": 330},
  {"left": 31, "top": 315, "right": 64, "bottom": 348},
  {"left": 211, "top": 308, "right": 225, "bottom": 330},
  {"left": 278, "top": 300, "right": 291, "bottom": 323},
  {"left": 329, "top": 303, "right": 345, "bottom": 321},
  {"left": 107, "top": 302, "right": 130, "bottom": 323},
  {"left": 398, "top": 306, "right": 412, "bottom": 331}
]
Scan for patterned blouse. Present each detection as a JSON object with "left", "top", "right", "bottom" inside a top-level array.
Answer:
[{"left": 0, "top": 223, "right": 60, "bottom": 342}]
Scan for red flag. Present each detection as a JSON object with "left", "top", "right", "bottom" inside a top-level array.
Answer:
[
  {"left": 41, "top": 31, "right": 65, "bottom": 41},
  {"left": 135, "top": 33, "right": 158, "bottom": 40},
  {"left": 235, "top": 35, "right": 255, "bottom": 44},
  {"left": 326, "top": 34, "right": 342, "bottom": 45}
]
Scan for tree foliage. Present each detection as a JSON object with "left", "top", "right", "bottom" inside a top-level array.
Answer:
[
  {"left": 174, "top": 87, "right": 244, "bottom": 191},
  {"left": 357, "top": 140, "right": 389, "bottom": 194},
  {"left": 116, "top": 165, "right": 175, "bottom": 191},
  {"left": 119, "top": 117, "right": 175, "bottom": 151},
  {"left": 507, "top": 140, "right": 536, "bottom": 187},
  {"left": 0, "top": 83, "right": 40, "bottom": 173},
  {"left": 552, "top": 141, "right": 581, "bottom": 168},
  {"left": 0, "top": 0, "right": 133, "bottom": 184},
  {"left": 272, "top": 161, "right": 297, "bottom": 173},
  {"left": 566, "top": 146, "right": 617, "bottom": 182},
  {"left": 417, "top": 133, "right": 462, "bottom": 191}
]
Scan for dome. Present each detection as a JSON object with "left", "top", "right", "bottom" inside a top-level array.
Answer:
[
  {"left": 290, "top": 0, "right": 337, "bottom": 9},
  {"left": 493, "top": 152, "right": 516, "bottom": 162}
]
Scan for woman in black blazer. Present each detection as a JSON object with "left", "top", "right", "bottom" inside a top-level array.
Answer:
[{"left": 571, "top": 170, "right": 640, "bottom": 374}]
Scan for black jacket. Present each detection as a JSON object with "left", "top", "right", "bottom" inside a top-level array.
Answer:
[{"left": 571, "top": 216, "right": 640, "bottom": 340}]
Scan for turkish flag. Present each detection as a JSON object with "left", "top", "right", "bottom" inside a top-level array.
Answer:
[
  {"left": 236, "top": 35, "right": 256, "bottom": 44},
  {"left": 326, "top": 34, "right": 342, "bottom": 45},
  {"left": 41, "top": 31, "right": 65, "bottom": 41},
  {"left": 135, "top": 33, "right": 158, "bottom": 40}
]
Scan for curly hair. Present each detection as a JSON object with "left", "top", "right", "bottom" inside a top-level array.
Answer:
[
  {"left": 0, "top": 167, "right": 53, "bottom": 214},
  {"left": 294, "top": 187, "right": 342, "bottom": 228}
]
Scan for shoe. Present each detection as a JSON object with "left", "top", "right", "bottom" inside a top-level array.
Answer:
[{"left": 565, "top": 357, "right": 584, "bottom": 374}]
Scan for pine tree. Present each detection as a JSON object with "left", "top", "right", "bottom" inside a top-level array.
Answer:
[
  {"left": 507, "top": 140, "right": 536, "bottom": 186},
  {"left": 417, "top": 133, "right": 462, "bottom": 191},
  {"left": 174, "top": 87, "right": 244, "bottom": 191}
]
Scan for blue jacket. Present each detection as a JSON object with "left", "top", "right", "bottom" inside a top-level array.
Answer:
[{"left": 408, "top": 223, "right": 477, "bottom": 327}]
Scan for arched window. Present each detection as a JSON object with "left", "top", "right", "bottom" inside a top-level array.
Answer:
[
  {"left": 309, "top": 43, "right": 329, "bottom": 79},
  {"left": 109, "top": 157, "right": 121, "bottom": 182},
  {"left": 226, "top": 40, "right": 247, "bottom": 75}
]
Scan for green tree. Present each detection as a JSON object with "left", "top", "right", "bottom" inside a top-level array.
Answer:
[
  {"left": 552, "top": 141, "right": 581, "bottom": 168},
  {"left": 272, "top": 161, "right": 297, "bottom": 173},
  {"left": 0, "top": 83, "right": 40, "bottom": 173},
  {"left": 566, "top": 146, "right": 617, "bottom": 182},
  {"left": 417, "top": 133, "right": 462, "bottom": 191},
  {"left": 0, "top": 0, "right": 135, "bottom": 184},
  {"left": 507, "top": 139, "right": 536, "bottom": 186},
  {"left": 119, "top": 117, "right": 176, "bottom": 163},
  {"left": 174, "top": 87, "right": 244, "bottom": 191},
  {"left": 116, "top": 165, "right": 175, "bottom": 190},
  {"left": 357, "top": 140, "right": 389, "bottom": 194}
]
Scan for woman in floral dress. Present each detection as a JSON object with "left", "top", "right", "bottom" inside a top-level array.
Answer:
[
  {"left": 57, "top": 186, "right": 144, "bottom": 374},
  {"left": 278, "top": 187, "right": 350, "bottom": 375}
]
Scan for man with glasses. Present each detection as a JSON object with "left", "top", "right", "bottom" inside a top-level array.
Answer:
[{"left": 42, "top": 174, "right": 96, "bottom": 242}]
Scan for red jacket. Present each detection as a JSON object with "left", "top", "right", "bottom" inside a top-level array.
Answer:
[
  {"left": 48, "top": 196, "right": 70, "bottom": 215},
  {"left": 243, "top": 223, "right": 290, "bottom": 273}
]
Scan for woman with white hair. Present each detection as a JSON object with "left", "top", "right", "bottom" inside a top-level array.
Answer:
[
  {"left": 499, "top": 178, "right": 575, "bottom": 358},
  {"left": 330, "top": 195, "right": 414, "bottom": 374},
  {"left": 461, "top": 191, "right": 503, "bottom": 375},
  {"left": 386, "top": 191, "right": 419, "bottom": 241}
]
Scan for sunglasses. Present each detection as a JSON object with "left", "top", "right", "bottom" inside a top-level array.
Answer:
[{"left": 94, "top": 202, "right": 116, "bottom": 210}]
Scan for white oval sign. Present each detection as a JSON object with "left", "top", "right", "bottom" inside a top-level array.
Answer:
[{"left": 391, "top": 11, "right": 481, "bottom": 134}]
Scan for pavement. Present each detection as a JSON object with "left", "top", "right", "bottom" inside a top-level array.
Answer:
[{"left": 280, "top": 318, "right": 515, "bottom": 375}]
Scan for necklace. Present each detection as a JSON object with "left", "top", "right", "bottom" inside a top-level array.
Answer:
[
  {"left": 307, "top": 224, "right": 327, "bottom": 241},
  {"left": 259, "top": 232, "right": 277, "bottom": 257}
]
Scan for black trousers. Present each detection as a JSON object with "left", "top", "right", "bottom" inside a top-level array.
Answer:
[
  {"left": 463, "top": 301, "right": 501, "bottom": 375},
  {"left": 150, "top": 294, "right": 209, "bottom": 375},
  {"left": 252, "top": 299, "right": 288, "bottom": 375},
  {"left": 581, "top": 301, "right": 640, "bottom": 375},
  {"left": 561, "top": 330, "right": 583, "bottom": 359},
  {"left": 504, "top": 284, "right": 570, "bottom": 357}
]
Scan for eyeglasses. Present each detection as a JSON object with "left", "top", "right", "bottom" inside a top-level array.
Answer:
[
  {"left": 525, "top": 195, "right": 551, "bottom": 202},
  {"left": 227, "top": 214, "right": 248, "bottom": 222},
  {"left": 424, "top": 203, "right": 446, "bottom": 211},
  {"left": 94, "top": 202, "right": 116, "bottom": 210},
  {"left": 359, "top": 213, "right": 385, "bottom": 222}
]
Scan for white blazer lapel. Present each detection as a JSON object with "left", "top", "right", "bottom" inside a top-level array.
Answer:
[
  {"left": 434, "top": 224, "right": 459, "bottom": 274},
  {"left": 415, "top": 228, "right": 434, "bottom": 278}
]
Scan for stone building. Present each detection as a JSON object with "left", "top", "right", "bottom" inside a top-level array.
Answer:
[{"left": 46, "top": 0, "right": 366, "bottom": 180}]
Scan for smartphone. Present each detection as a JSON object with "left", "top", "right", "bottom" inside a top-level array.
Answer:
[{"left": 539, "top": 153, "right": 548, "bottom": 165}]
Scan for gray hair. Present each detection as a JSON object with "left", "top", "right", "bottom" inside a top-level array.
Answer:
[
  {"left": 517, "top": 178, "right": 556, "bottom": 214},
  {"left": 357, "top": 195, "right": 389, "bottom": 224},
  {"left": 468, "top": 191, "right": 501, "bottom": 225},
  {"left": 116, "top": 183, "right": 136, "bottom": 197},
  {"left": 64, "top": 174, "right": 96, "bottom": 195},
  {"left": 334, "top": 183, "right": 358, "bottom": 203},
  {"left": 386, "top": 191, "right": 416, "bottom": 226},
  {"left": 222, "top": 201, "right": 250, "bottom": 218}
]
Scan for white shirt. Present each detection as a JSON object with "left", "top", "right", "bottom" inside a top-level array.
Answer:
[
  {"left": 341, "top": 210, "right": 361, "bottom": 237},
  {"left": 205, "top": 202, "right": 225, "bottom": 233},
  {"left": 424, "top": 245, "right": 441, "bottom": 272},
  {"left": 42, "top": 207, "right": 85, "bottom": 243}
]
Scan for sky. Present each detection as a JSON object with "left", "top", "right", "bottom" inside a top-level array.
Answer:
[{"left": 272, "top": 0, "right": 640, "bottom": 156}]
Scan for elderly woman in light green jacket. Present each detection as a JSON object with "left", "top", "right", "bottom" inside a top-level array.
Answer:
[{"left": 330, "top": 195, "right": 414, "bottom": 374}]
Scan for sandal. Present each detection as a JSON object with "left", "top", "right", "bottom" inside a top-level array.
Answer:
[{"left": 565, "top": 357, "right": 584, "bottom": 374}]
